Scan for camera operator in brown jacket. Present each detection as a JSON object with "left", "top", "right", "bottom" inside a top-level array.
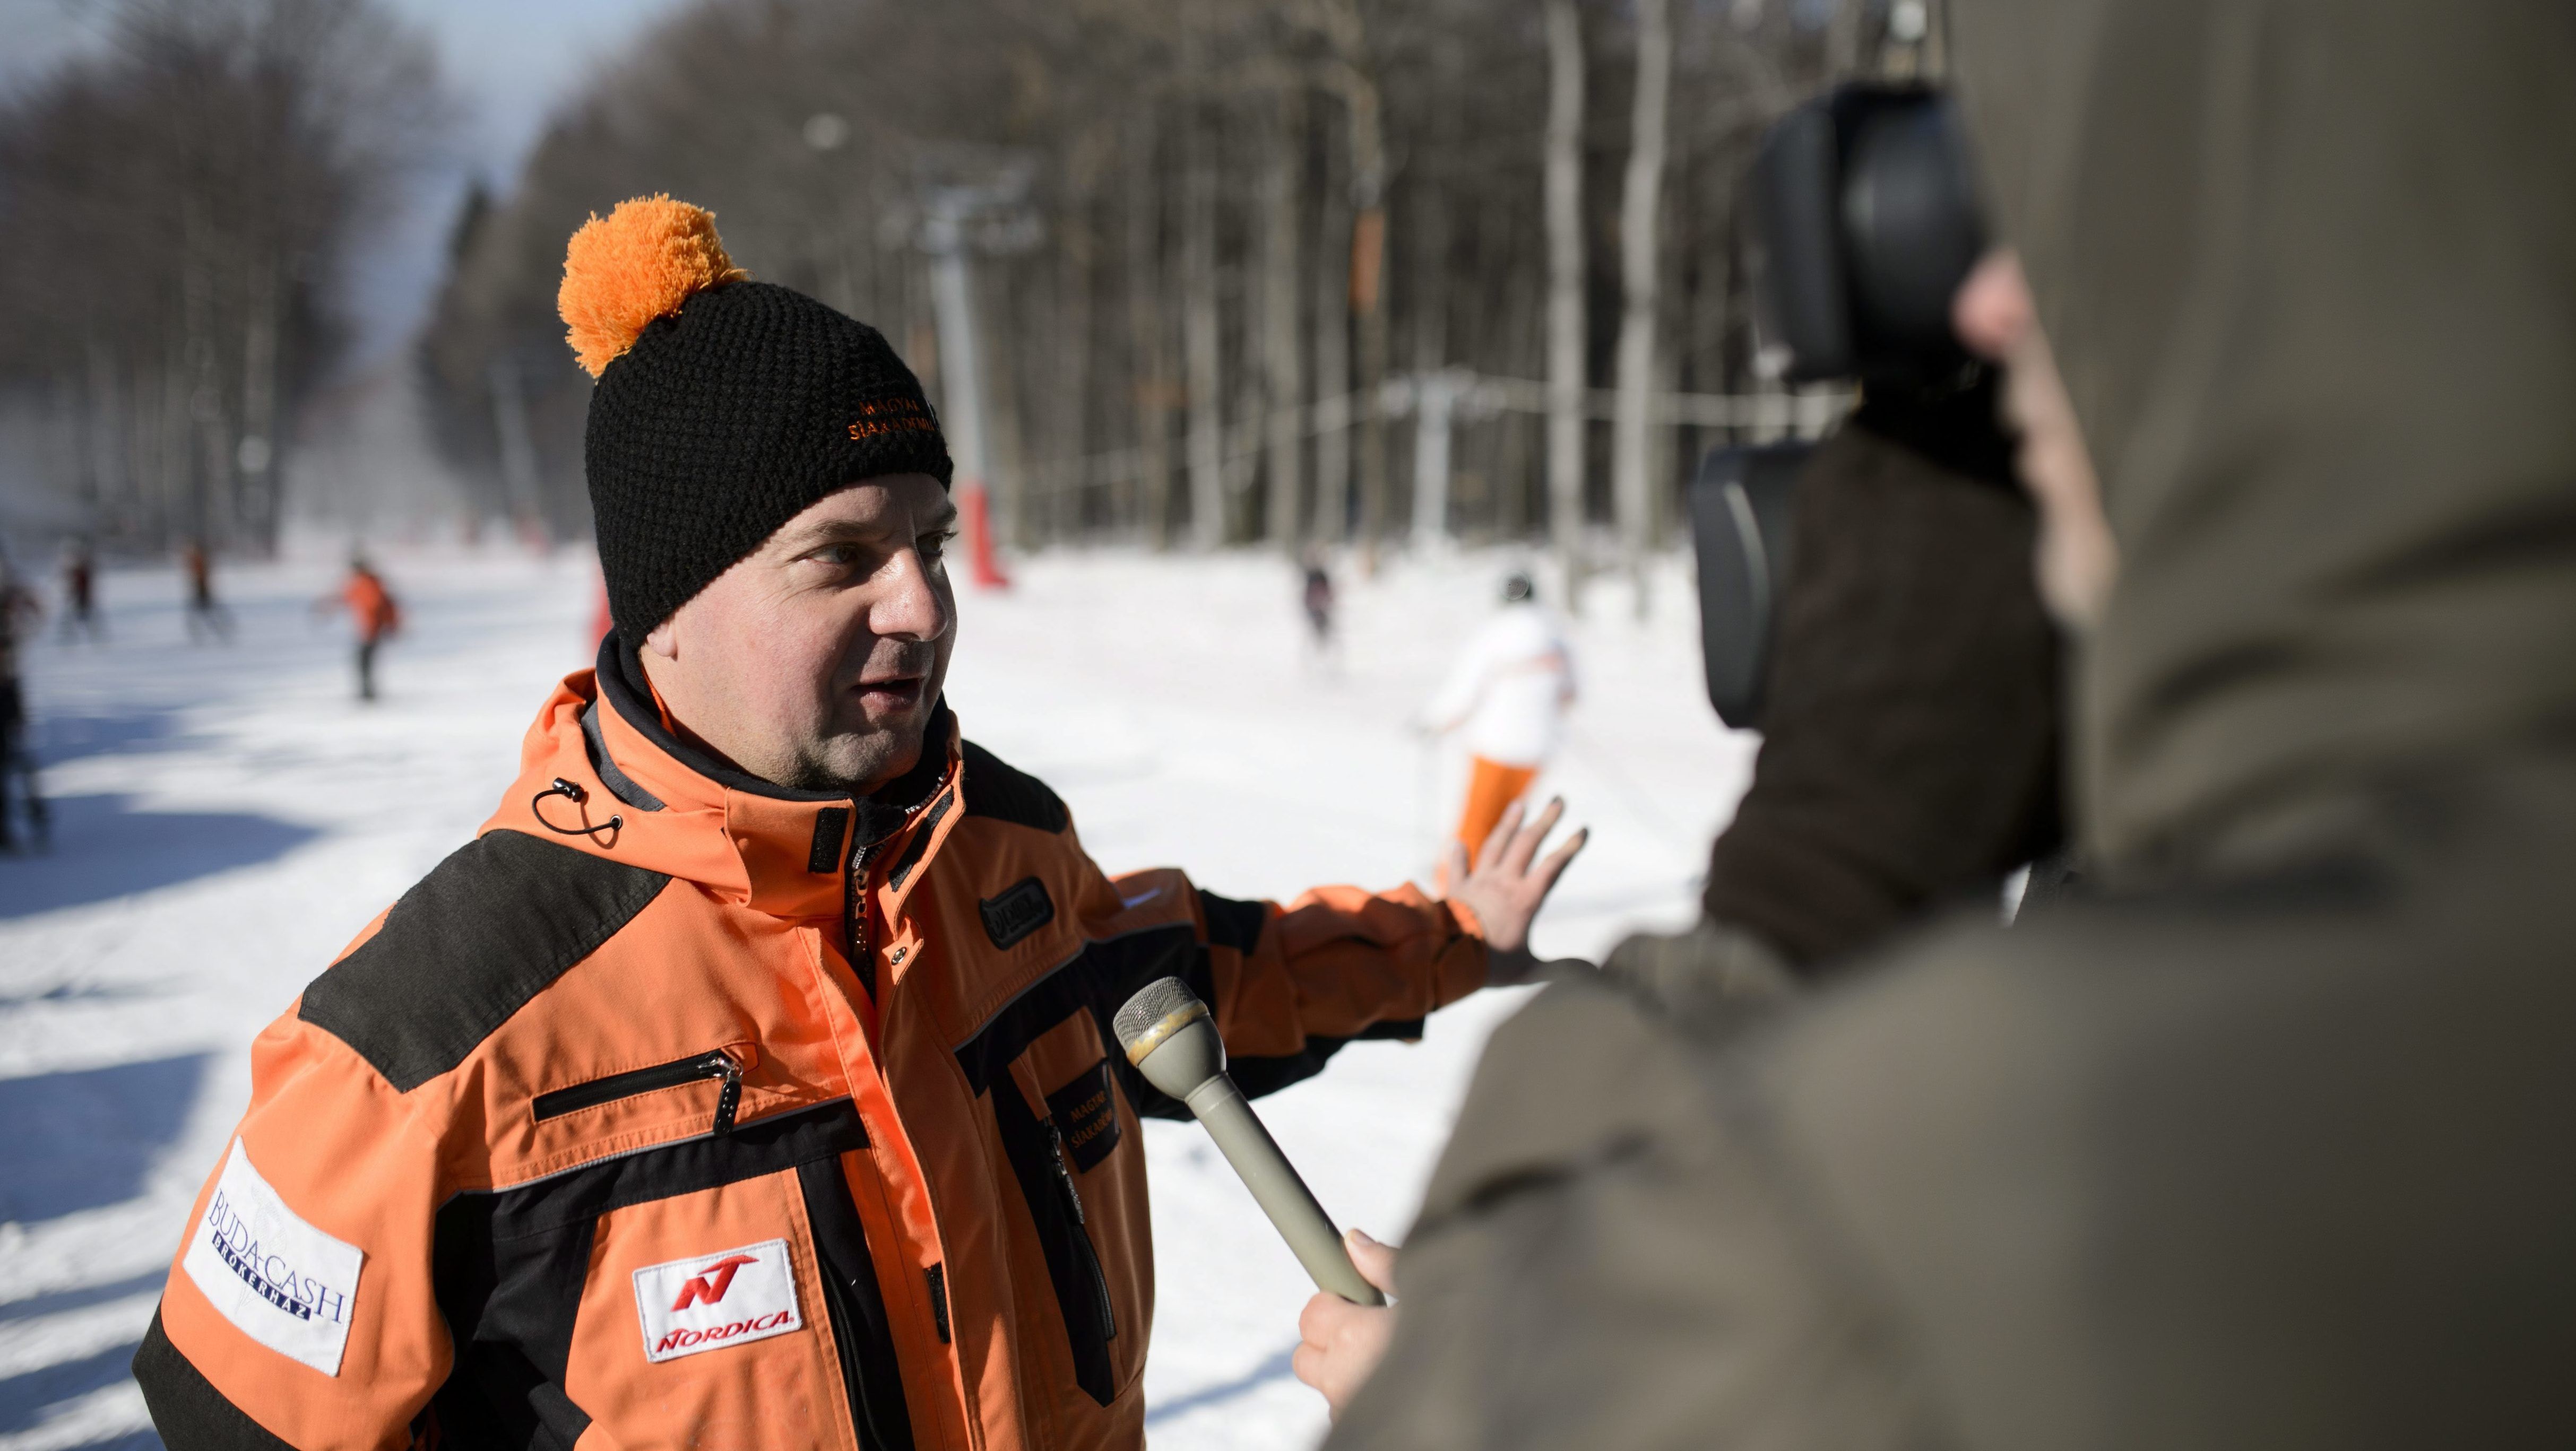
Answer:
[{"left": 1308, "top": 2, "right": 2576, "bottom": 1446}]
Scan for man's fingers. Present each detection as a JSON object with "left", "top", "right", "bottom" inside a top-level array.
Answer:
[
  {"left": 1299, "top": 1291, "right": 1344, "bottom": 1346},
  {"left": 1502, "top": 796, "right": 1565, "bottom": 875},
  {"left": 1346, "top": 1228, "right": 1398, "bottom": 1294},
  {"left": 1531, "top": 826, "right": 1589, "bottom": 893},
  {"left": 1291, "top": 1338, "right": 1328, "bottom": 1392},
  {"left": 1475, "top": 798, "right": 1524, "bottom": 874}
]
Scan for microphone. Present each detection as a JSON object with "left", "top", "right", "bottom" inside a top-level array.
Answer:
[{"left": 1112, "top": 977, "right": 1386, "bottom": 1306}]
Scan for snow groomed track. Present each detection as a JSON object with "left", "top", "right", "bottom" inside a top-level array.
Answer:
[{"left": 0, "top": 543, "right": 1750, "bottom": 1451}]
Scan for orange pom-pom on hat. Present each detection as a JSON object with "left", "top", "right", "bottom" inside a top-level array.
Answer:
[{"left": 558, "top": 195, "right": 749, "bottom": 378}]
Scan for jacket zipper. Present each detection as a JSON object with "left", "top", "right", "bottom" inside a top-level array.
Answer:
[
  {"left": 847, "top": 840, "right": 880, "bottom": 997},
  {"left": 1045, "top": 1120, "right": 1119, "bottom": 1343},
  {"left": 531, "top": 1047, "right": 747, "bottom": 1134}
]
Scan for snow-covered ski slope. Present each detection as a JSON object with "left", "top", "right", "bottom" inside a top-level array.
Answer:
[{"left": 0, "top": 544, "right": 1752, "bottom": 1451}]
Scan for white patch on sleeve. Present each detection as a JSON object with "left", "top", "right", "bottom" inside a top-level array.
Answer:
[
  {"left": 179, "top": 1141, "right": 365, "bottom": 1376},
  {"left": 632, "top": 1238, "right": 803, "bottom": 1363}
]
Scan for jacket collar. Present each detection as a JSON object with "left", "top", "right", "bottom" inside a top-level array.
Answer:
[{"left": 481, "top": 636, "right": 959, "bottom": 920}]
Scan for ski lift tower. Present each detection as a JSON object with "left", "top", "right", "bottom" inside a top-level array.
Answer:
[{"left": 914, "top": 147, "right": 1041, "bottom": 590}]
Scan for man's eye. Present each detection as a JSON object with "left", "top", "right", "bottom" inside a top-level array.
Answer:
[{"left": 921, "top": 529, "right": 957, "bottom": 560}]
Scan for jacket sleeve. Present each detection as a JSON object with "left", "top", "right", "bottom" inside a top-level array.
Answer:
[
  {"left": 1116, "top": 869, "right": 1488, "bottom": 1098},
  {"left": 136, "top": 1009, "right": 451, "bottom": 1451},
  {"left": 1324, "top": 956, "right": 1937, "bottom": 1451}
]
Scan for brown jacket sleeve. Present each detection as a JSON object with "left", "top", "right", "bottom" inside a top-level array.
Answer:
[
  {"left": 1324, "top": 944, "right": 1936, "bottom": 1451},
  {"left": 136, "top": 1010, "right": 451, "bottom": 1451}
]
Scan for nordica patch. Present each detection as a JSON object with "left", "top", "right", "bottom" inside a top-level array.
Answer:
[
  {"left": 180, "top": 1141, "right": 365, "bottom": 1376},
  {"left": 633, "top": 1239, "right": 803, "bottom": 1363}
]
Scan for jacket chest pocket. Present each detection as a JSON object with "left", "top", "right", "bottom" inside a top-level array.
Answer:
[
  {"left": 431, "top": 1102, "right": 917, "bottom": 1451},
  {"left": 988, "top": 1011, "right": 1144, "bottom": 1409}
]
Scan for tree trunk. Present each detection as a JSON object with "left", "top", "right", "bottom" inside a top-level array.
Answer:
[
  {"left": 1316, "top": 0, "right": 1391, "bottom": 552},
  {"left": 1126, "top": 112, "right": 1175, "bottom": 546},
  {"left": 1353, "top": 185, "right": 1390, "bottom": 550},
  {"left": 1610, "top": 0, "right": 1672, "bottom": 613},
  {"left": 1053, "top": 205, "right": 1096, "bottom": 543},
  {"left": 1261, "top": 88, "right": 1307, "bottom": 551},
  {"left": 240, "top": 256, "right": 281, "bottom": 551},
  {"left": 1543, "top": 0, "right": 1589, "bottom": 604},
  {"left": 1183, "top": 99, "right": 1225, "bottom": 551},
  {"left": 1311, "top": 124, "right": 1353, "bottom": 544}
]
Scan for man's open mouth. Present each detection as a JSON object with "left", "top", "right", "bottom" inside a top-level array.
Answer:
[{"left": 855, "top": 675, "right": 926, "bottom": 707}]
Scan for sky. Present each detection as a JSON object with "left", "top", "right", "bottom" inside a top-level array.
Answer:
[
  {"left": 1, "top": 0, "right": 694, "bottom": 370},
  {"left": 349, "top": 0, "right": 696, "bottom": 367}
]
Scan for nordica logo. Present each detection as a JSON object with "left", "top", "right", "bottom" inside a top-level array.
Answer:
[
  {"left": 180, "top": 1141, "right": 365, "bottom": 1376},
  {"left": 654, "top": 1309, "right": 797, "bottom": 1356},
  {"left": 669, "top": 1254, "right": 757, "bottom": 1311},
  {"left": 633, "top": 1238, "right": 804, "bottom": 1363}
]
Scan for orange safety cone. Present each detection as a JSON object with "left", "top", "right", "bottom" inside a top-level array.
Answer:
[{"left": 959, "top": 480, "right": 1012, "bottom": 589}]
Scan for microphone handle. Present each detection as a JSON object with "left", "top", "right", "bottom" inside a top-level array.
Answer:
[{"left": 1183, "top": 1074, "right": 1387, "bottom": 1306}]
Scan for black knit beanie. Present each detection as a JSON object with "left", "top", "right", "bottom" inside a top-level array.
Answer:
[{"left": 561, "top": 197, "right": 952, "bottom": 640}]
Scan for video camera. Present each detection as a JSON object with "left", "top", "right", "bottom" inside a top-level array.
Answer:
[{"left": 1692, "top": 84, "right": 1987, "bottom": 728}]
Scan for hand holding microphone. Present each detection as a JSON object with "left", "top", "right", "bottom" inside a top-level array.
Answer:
[
  {"left": 1124, "top": 800, "right": 1589, "bottom": 1417},
  {"left": 1113, "top": 976, "right": 1386, "bottom": 1305}
]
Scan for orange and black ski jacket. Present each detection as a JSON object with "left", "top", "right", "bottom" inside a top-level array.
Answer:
[
  {"left": 135, "top": 640, "right": 1488, "bottom": 1451},
  {"left": 342, "top": 574, "right": 399, "bottom": 641}
]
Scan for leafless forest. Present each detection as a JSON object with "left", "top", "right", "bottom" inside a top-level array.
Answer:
[
  {"left": 2, "top": 0, "right": 1933, "bottom": 566},
  {"left": 0, "top": 0, "right": 439, "bottom": 554}
]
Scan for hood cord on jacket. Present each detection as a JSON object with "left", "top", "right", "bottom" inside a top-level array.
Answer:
[{"left": 532, "top": 777, "right": 623, "bottom": 843}]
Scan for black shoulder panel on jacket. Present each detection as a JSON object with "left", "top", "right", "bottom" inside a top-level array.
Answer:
[
  {"left": 298, "top": 829, "right": 670, "bottom": 1092},
  {"left": 134, "top": 1311, "right": 298, "bottom": 1451},
  {"left": 961, "top": 740, "right": 1070, "bottom": 833},
  {"left": 1197, "top": 888, "right": 1268, "bottom": 955}
]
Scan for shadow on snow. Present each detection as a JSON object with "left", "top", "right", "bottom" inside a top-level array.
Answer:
[
  {"left": 0, "top": 794, "right": 316, "bottom": 919},
  {"left": 0, "top": 1053, "right": 210, "bottom": 1223}
]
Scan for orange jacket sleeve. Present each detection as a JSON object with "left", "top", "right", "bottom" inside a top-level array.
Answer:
[
  {"left": 137, "top": 1010, "right": 451, "bottom": 1451},
  {"left": 1104, "top": 867, "right": 1489, "bottom": 1099}
]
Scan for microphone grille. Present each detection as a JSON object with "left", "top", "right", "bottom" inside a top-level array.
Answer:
[{"left": 1113, "top": 976, "right": 1206, "bottom": 1052}]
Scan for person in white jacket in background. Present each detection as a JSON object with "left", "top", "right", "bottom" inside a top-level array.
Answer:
[{"left": 1420, "top": 570, "right": 1578, "bottom": 864}]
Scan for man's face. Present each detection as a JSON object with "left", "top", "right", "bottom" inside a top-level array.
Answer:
[
  {"left": 1951, "top": 249, "right": 2120, "bottom": 631},
  {"left": 641, "top": 472, "right": 958, "bottom": 795}
]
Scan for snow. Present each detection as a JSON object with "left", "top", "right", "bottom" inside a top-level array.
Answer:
[{"left": 0, "top": 543, "right": 1752, "bottom": 1450}]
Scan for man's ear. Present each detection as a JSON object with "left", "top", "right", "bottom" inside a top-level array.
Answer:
[{"left": 642, "top": 614, "right": 680, "bottom": 661}]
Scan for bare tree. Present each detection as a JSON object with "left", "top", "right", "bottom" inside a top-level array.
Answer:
[
  {"left": 1260, "top": 86, "right": 1308, "bottom": 551},
  {"left": 1542, "top": 0, "right": 1587, "bottom": 603},
  {"left": 397, "top": 0, "right": 1829, "bottom": 558},
  {"left": 1299, "top": 0, "right": 1393, "bottom": 549},
  {"left": 1609, "top": 0, "right": 1672, "bottom": 608},
  {"left": 0, "top": 0, "right": 441, "bottom": 552}
]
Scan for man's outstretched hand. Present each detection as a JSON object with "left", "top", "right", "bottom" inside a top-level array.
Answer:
[
  {"left": 1293, "top": 1229, "right": 1400, "bottom": 1421},
  {"left": 1440, "top": 796, "right": 1588, "bottom": 984}
]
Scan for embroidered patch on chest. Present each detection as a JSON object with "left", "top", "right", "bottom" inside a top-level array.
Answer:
[
  {"left": 633, "top": 1238, "right": 804, "bottom": 1363},
  {"left": 979, "top": 876, "right": 1056, "bottom": 949},
  {"left": 180, "top": 1141, "right": 365, "bottom": 1376},
  {"left": 1046, "top": 1057, "right": 1122, "bottom": 1172}
]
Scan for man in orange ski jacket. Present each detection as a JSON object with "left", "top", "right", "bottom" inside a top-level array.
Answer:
[
  {"left": 133, "top": 198, "right": 1585, "bottom": 1451},
  {"left": 321, "top": 558, "right": 402, "bottom": 701}
]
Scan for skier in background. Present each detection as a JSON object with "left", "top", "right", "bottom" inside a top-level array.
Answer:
[
  {"left": 1300, "top": 550, "right": 1338, "bottom": 661},
  {"left": 319, "top": 555, "right": 402, "bottom": 701},
  {"left": 57, "top": 538, "right": 102, "bottom": 642},
  {"left": 1, "top": 560, "right": 47, "bottom": 851},
  {"left": 1419, "top": 570, "right": 1577, "bottom": 861},
  {"left": 180, "top": 540, "right": 232, "bottom": 642}
]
